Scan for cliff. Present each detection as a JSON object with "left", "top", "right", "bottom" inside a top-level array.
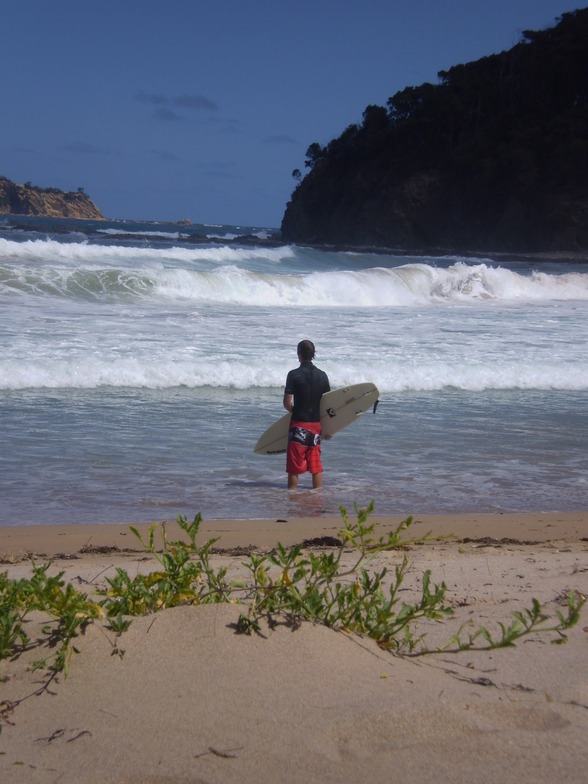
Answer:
[
  {"left": 0, "top": 177, "right": 104, "bottom": 220},
  {"left": 281, "top": 10, "right": 588, "bottom": 252}
]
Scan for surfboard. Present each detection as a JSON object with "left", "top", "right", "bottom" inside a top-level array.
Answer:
[{"left": 254, "top": 382, "right": 379, "bottom": 455}]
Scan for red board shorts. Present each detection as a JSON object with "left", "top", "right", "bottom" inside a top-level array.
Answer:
[{"left": 286, "top": 420, "right": 323, "bottom": 475}]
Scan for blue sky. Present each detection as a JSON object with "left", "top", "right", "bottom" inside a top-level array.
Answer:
[{"left": 1, "top": 0, "right": 581, "bottom": 227}]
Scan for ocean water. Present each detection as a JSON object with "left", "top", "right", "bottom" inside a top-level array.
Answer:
[{"left": 1, "top": 215, "right": 587, "bottom": 526}]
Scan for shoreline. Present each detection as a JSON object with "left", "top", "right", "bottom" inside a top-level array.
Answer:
[{"left": 1, "top": 510, "right": 587, "bottom": 559}]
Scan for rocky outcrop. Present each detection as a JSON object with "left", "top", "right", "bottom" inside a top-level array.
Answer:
[
  {"left": 0, "top": 177, "right": 104, "bottom": 220},
  {"left": 281, "top": 10, "right": 588, "bottom": 252}
]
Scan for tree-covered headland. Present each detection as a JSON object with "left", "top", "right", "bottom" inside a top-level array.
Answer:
[{"left": 281, "top": 9, "right": 588, "bottom": 252}]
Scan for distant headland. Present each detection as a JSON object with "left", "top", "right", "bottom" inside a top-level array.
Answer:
[
  {"left": 281, "top": 9, "right": 588, "bottom": 253},
  {"left": 0, "top": 177, "right": 104, "bottom": 220}
]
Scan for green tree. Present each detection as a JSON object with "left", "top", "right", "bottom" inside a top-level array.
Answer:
[{"left": 304, "top": 142, "right": 325, "bottom": 169}]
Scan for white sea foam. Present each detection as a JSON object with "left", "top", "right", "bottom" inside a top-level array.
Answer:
[
  {"left": 2, "top": 233, "right": 587, "bottom": 393},
  {"left": 2, "top": 237, "right": 587, "bottom": 305},
  {"left": 0, "top": 237, "right": 295, "bottom": 269},
  {"left": 97, "top": 228, "right": 190, "bottom": 240},
  {"left": 410, "top": 262, "right": 588, "bottom": 302},
  {"left": 2, "top": 354, "right": 586, "bottom": 392}
]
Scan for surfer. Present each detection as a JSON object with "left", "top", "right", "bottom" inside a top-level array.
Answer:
[{"left": 283, "top": 340, "right": 330, "bottom": 489}]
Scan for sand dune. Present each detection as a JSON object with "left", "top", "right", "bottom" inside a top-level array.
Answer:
[{"left": 1, "top": 513, "right": 587, "bottom": 783}]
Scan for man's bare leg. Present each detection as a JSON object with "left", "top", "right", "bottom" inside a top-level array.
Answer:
[
  {"left": 288, "top": 473, "right": 299, "bottom": 490},
  {"left": 312, "top": 472, "right": 323, "bottom": 489}
]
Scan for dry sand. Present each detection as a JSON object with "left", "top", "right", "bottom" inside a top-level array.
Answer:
[{"left": 1, "top": 512, "right": 587, "bottom": 783}]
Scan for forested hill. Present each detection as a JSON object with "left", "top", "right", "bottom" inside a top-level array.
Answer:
[
  {"left": 281, "top": 9, "right": 588, "bottom": 253},
  {"left": 0, "top": 177, "right": 104, "bottom": 220}
]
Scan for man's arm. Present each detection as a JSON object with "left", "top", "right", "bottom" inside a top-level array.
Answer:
[
  {"left": 283, "top": 393, "right": 293, "bottom": 413},
  {"left": 321, "top": 374, "right": 331, "bottom": 438}
]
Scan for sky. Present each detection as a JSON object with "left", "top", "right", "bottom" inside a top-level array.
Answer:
[{"left": 1, "top": 0, "right": 583, "bottom": 228}]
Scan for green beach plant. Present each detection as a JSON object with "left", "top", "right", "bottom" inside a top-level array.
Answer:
[
  {"left": 0, "top": 572, "right": 28, "bottom": 659},
  {"left": 0, "top": 503, "right": 585, "bottom": 692},
  {"left": 440, "top": 591, "right": 585, "bottom": 653},
  {"left": 0, "top": 562, "right": 103, "bottom": 678},
  {"left": 235, "top": 503, "right": 453, "bottom": 652},
  {"left": 96, "top": 503, "right": 454, "bottom": 653},
  {"left": 98, "top": 513, "right": 234, "bottom": 617},
  {"left": 95, "top": 503, "right": 585, "bottom": 654}
]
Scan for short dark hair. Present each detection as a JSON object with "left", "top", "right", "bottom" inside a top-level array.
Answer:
[{"left": 297, "top": 339, "right": 316, "bottom": 360}]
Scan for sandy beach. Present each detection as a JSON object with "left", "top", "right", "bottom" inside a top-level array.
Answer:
[{"left": 1, "top": 512, "right": 587, "bottom": 783}]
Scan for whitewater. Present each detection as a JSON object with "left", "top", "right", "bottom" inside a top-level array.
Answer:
[{"left": 1, "top": 216, "right": 587, "bottom": 525}]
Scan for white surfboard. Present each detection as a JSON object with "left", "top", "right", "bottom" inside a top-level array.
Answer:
[{"left": 254, "top": 382, "right": 379, "bottom": 455}]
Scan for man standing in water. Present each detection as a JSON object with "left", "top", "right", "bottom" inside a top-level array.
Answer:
[{"left": 283, "top": 340, "right": 330, "bottom": 489}]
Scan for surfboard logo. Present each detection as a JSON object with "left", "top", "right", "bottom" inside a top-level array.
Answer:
[{"left": 326, "top": 407, "right": 337, "bottom": 418}]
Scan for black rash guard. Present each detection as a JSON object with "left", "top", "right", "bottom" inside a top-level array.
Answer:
[{"left": 284, "top": 361, "right": 330, "bottom": 422}]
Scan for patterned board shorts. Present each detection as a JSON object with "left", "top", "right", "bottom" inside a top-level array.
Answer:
[{"left": 286, "top": 420, "right": 323, "bottom": 475}]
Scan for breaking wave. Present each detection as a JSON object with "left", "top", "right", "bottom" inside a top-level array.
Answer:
[{"left": 1, "top": 236, "right": 587, "bottom": 307}]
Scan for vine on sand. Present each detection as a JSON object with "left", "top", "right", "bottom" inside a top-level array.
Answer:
[{"left": 0, "top": 503, "right": 585, "bottom": 714}]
